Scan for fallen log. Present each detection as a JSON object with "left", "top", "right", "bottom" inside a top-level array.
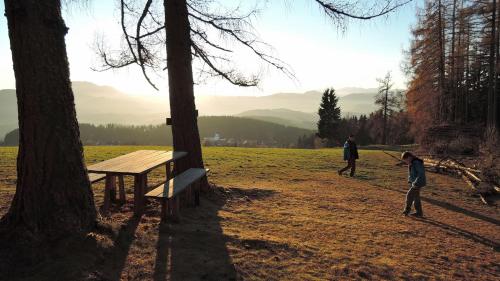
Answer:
[
  {"left": 494, "top": 185, "right": 500, "bottom": 194},
  {"left": 423, "top": 158, "right": 481, "bottom": 174},
  {"left": 424, "top": 162, "right": 459, "bottom": 175},
  {"left": 463, "top": 169, "right": 482, "bottom": 183},
  {"left": 445, "top": 159, "right": 481, "bottom": 174},
  {"left": 460, "top": 172, "right": 490, "bottom": 205},
  {"left": 425, "top": 157, "right": 496, "bottom": 203}
]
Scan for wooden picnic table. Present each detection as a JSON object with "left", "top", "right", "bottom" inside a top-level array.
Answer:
[{"left": 87, "top": 150, "right": 187, "bottom": 215}]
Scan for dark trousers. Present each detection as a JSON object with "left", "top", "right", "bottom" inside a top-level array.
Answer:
[
  {"left": 339, "top": 158, "right": 356, "bottom": 176},
  {"left": 405, "top": 185, "right": 423, "bottom": 215}
]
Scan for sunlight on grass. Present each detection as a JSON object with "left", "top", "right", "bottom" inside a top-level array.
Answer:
[{"left": 0, "top": 146, "right": 498, "bottom": 280}]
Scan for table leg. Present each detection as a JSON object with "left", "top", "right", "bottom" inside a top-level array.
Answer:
[
  {"left": 109, "top": 175, "right": 117, "bottom": 203},
  {"left": 160, "top": 199, "right": 168, "bottom": 222},
  {"left": 166, "top": 162, "right": 172, "bottom": 181},
  {"left": 187, "top": 184, "right": 194, "bottom": 207},
  {"left": 143, "top": 174, "right": 149, "bottom": 204},
  {"left": 133, "top": 174, "right": 144, "bottom": 216},
  {"left": 102, "top": 174, "right": 114, "bottom": 214},
  {"left": 201, "top": 175, "right": 209, "bottom": 193},
  {"left": 118, "top": 175, "right": 126, "bottom": 204},
  {"left": 169, "top": 196, "right": 180, "bottom": 222},
  {"left": 195, "top": 181, "right": 200, "bottom": 206}
]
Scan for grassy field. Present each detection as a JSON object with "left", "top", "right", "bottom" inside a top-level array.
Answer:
[{"left": 0, "top": 146, "right": 499, "bottom": 281}]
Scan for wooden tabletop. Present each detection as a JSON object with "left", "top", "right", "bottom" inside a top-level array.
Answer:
[{"left": 87, "top": 150, "right": 187, "bottom": 175}]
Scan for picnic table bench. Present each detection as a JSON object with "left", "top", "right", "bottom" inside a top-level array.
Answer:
[
  {"left": 87, "top": 150, "right": 187, "bottom": 215},
  {"left": 145, "top": 168, "right": 209, "bottom": 221}
]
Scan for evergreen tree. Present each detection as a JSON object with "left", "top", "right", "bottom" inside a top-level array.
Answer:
[
  {"left": 357, "top": 115, "right": 372, "bottom": 145},
  {"left": 317, "top": 88, "right": 342, "bottom": 146}
]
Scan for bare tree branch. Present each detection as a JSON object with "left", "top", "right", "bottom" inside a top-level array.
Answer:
[
  {"left": 94, "top": 0, "right": 411, "bottom": 90},
  {"left": 315, "top": 0, "right": 413, "bottom": 20}
]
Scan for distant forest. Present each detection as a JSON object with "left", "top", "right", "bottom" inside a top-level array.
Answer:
[{"left": 1, "top": 116, "right": 313, "bottom": 148}]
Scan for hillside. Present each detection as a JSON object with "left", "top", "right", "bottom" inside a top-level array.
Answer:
[
  {"left": 0, "top": 147, "right": 498, "bottom": 280},
  {"left": 0, "top": 82, "right": 379, "bottom": 140},
  {"left": 237, "top": 109, "right": 318, "bottom": 129},
  {"left": 199, "top": 91, "right": 378, "bottom": 116},
  {"left": 0, "top": 82, "right": 169, "bottom": 139},
  {"left": 2, "top": 116, "right": 313, "bottom": 147}
]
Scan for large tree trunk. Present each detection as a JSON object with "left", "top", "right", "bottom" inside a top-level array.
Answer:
[
  {"left": 3, "top": 0, "right": 96, "bottom": 237},
  {"left": 382, "top": 88, "right": 388, "bottom": 145},
  {"left": 496, "top": 0, "right": 500, "bottom": 129},
  {"left": 437, "top": 0, "right": 447, "bottom": 123},
  {"left": 450, "top": 0, "right": 457, "bottom": 123},
  {"left": 488, "top": 0, "right": 497, "bottom": 129},
  {"left": 164, "top": 0, "right": 208, "bottom": 187}
]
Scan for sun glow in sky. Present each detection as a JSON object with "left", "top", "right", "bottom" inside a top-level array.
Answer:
[{"left": 0, "top": 0, "right": 423, "bottom": 97}]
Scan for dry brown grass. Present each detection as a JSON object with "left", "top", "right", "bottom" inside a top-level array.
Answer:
[{"left": 0, "top": 146, "right": 499, "bottom": 281}]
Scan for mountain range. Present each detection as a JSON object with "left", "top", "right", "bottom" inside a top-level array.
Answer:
[{"left": 0, "top": 81, "right": 379, "bottom": 140}]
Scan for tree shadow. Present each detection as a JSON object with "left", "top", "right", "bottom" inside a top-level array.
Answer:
[
  {"left": 411, "top": 217, "right": 500, "bottom": 252},
  {"left": 153, "top": 186, "right": 277, "bottom": 281},
  {"left": 0, "top": 214, "right": 140, "bottom": 281},
  {"left": 97, "top": 216, "right": 141, "bottom": 280}
]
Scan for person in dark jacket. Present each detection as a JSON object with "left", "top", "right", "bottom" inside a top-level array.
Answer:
[
  {"left": 401, "top": 151, "right": 426, "bottom": 217},
  {"left": 338, "top": 134, "right": 359, "bottom": 177}
]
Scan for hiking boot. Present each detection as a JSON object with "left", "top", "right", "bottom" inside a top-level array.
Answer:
[
  {"left": 410, "top": 212, "right": 423, "bottom": 218},
  {"left": 402, "top": 210, "right": 410, "bottom": 216},
  {"left": 338, "top": 170, "right": 342, "bottom": 176}
]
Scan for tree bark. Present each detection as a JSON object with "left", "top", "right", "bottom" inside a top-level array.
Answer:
[
  {"left": 450, "top": 0, "right": 457, "bottom": 122},
  {"left": 2, "top": 0, "right": 96, "bottom": 237},
  {"left": 382, "top": 87, "right": 388, "bottom": 145},
  {"left": 496, "top": 0, "right": 500, "bottom": 129},
  {"left": 488, "top": 0, "right": 498, "bottom": 129},
  {"left": 437, "top": 0, "right": 447, "bottom": 122},
  {"left": 164, "top": 0, "right": 208, "bottom": 187}
]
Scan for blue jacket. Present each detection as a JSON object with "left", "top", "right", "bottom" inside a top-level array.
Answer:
[
  {"left": 343, "top": 140, "right": 359, "bottom": 161},
  {"left": 343, "top": 142, "right": 350, "bottom": 160},
  {"left": 408, "top": 158, "right": 426, "bottom": 188}
]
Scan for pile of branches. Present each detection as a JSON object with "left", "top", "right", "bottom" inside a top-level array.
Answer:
[{"left": 423, "top": 156, "right": 499, "bottom": 205}]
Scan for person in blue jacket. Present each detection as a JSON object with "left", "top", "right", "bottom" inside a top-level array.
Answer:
[
  {"left": 338, "top": 134, "right": 359, "bottom": 177},
  {"left": 401, "top": 151, "right": 426, "bottom": 217}
]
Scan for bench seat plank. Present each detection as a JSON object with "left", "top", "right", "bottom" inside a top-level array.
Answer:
[
  {"left": 145, "top": 168, "right": 208, "bottom": 199},
  {"left": 89, "top": 173, "right": 106, "bottom": 184}
]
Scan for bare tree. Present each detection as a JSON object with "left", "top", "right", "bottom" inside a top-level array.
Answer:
[
  {"left": 376, "top": 72, "right": 399, "bottom": 145},
  {"left": 96, "top": 0, "right": 412, "bottom": 184}
]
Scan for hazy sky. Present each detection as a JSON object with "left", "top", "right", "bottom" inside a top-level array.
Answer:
[{"left": 0, "top": 0, "right": 423, "bottom": 97}]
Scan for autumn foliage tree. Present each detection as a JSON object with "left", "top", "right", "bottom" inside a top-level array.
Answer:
[{"left": 405, "top": 0, "right": 500, "bottom": 140}]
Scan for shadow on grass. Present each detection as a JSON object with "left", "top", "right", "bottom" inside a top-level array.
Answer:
[
  {"left": 99, "top": 216, "right": 141, "bottom": 280},
  {"left": 411, "top": 217, "right": 500, "bottom": 252},
  {"left": 419, "top": 196, "right": 500, "bottom": 226},
  {"left": 364, "top": 183, "right": 500, "bottom": 252},
  {"left": 0, "top": 186, "right": 276, "bottom": 281},
  {"left": 0, "top": 217, "right": 139, "bottom": 281},
  {"left": 373, "top": 184, "right": 500, "bottom": 226},
  {"left": 153, "top": 186, "right": 277, "bottom": 281}
]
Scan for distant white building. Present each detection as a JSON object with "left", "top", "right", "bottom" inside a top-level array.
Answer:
[{"left": 203, "top": 132, "right": 226, "bottom": 146}]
